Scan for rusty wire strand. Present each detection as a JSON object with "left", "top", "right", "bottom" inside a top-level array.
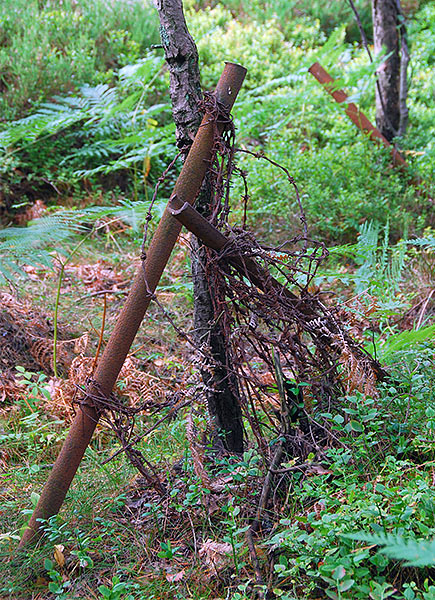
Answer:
[{"left": 141, "top": 149, "right": 185, "bottom": 259}]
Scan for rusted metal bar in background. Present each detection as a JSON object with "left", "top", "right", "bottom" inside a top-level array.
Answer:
[
  {"left": 19, "top": 62, "right": 247, "bottom": 548},
  {"left": 308, "top": 62, "right": 408, "bottom": 170}
]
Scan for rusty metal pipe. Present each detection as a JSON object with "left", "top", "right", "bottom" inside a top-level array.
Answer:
[
  {"left": 168, "top": 200, "right": 300, "bottom": 302},
  {"left": 19, "top": 62, "right": 247, "bottom": 548},
  {"left": 168, "top": 201, "right": 388, "bottom": 381},
  {"left": 308, "top": 62, "right": 408, "bottom": 169}
]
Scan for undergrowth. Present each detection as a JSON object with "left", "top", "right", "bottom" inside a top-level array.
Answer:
[
  {"left": 0, "top": 0, "right": 160, "bottom": 120},
  {"left": 0, "top": 1, "right": 435, "bottom": 599}
]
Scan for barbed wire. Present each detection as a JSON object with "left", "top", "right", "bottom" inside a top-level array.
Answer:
[{"left": 83, "top": 87, "right": 386, "bottom": 477}]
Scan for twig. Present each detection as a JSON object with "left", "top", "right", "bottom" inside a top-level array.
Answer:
[
  {"left": 53, "top": 236, "right": 88, "bottom": 376},
  {"left": 101, "top": 398, "right": 192, "bottom": 464},
  {"left": 415, "top": 289, "right": 434, "bottom": 330},
  {"left": 246, "top": 530, "right": 266, "bottom": 599},
  {"left": 246, "top": 441, "right": 285, "bottom": 598},
  {"left": 268, "top": 461, "right": 310, "bottom": 474},
  {"left": 237, "top": 148, "right": 308, "bottom": 240},
  {"left": 53, "top": 217, "right": 128, "bottom": 373},
  {"left": 346, "top": 0, "right": 372, "bottom": 61},
  {"left": 396, "top": 0, "right": 410, "bottom": 137},
  {"left": 76, "top": 289, "right": 127, "bottom": 302}
]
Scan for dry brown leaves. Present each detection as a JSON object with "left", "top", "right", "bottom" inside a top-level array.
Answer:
[
  {"left": 198, "top": 540, "right": 233, "bottom": 576},
  {"left": 0, "top": 292, "right": 83, "bottom": 403},
  {"left": 47, "top": 355, "right": 181, "bottom": 419},
  {"left": 186, "top": 413, "right": 211, "bottom": 489},
  {"left": 333, "top": 296, "right": 380, "bottom": 396},
  {"left": 14, "top": 200, "right": 47, "bottom": 225},
  {"left": 64, "top": 260, "right": 129, "bottom": 294}
]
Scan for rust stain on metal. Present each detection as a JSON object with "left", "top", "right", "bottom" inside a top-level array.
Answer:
[
  {"left": 308, "top": 62, "right": 408, "bottom": 169},
  {"left": 19, "top": 62, "right": 247, "bottom": 548}
]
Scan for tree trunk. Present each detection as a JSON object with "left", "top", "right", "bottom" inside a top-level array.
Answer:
[
  {"left": 396, "top": 0, "right": 409, "bottom": 137},
  {"left": 372, "top": 0, "right": 408, "bottom": 141},
  {"left": 154, "top": 0, "right": 244, "bottom": 453},
  {"left": 153, "top": 0, "right": 202, "bottom": 148}
]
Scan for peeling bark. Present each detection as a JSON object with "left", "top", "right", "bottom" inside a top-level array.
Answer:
[
  {"left": 154, "top": 0, "right": 244, "bottom": 452},
  {"left": 153, "top": 0, "right": 202, "bottom": 149},
  {"left": 396, "top": 0, "right": 409, "bottom": 137}
]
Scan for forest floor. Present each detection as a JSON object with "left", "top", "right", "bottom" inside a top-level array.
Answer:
[{"left": 1, "top": 195, "right": 435, "bottom": 599}]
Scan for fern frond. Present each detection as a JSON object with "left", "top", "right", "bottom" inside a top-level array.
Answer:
[
  {"left": 0, "top": 201, "right": 167, "bottom": 281},
  {"left": 0, "top": 55, "right": 172, "bottom": 189},
  {"left": 370, "top": 324, "right": 435, "bottom": 360},
  {"left": 344, "top": 531, "right": 435, "bottom": 567},
  {"left": 73, "top": 132, "right": 173, "bottom": 178},
  {"left": 0, "top": 213, "right": 87, "bottom": 280},
  {"left": 410, "top": 236, "right": 435, "bottom": 249}
]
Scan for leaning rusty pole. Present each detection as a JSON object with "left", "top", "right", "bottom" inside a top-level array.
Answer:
[
  {"left": 308, "top": 62, "right": 408, "bottom": 169},
  {"left": 19, "top": 62, "right": 247, "bottom": 548}
]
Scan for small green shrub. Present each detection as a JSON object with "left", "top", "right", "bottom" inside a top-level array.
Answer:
[
  {"left": 0, "top": 0, "right": 159, "bottom": 120},
  {"left": 190, "top": 0, "right": 372, "bottom": 43},
  {"left": 267, "top": 451, "right": 435, "bottom": 598}
]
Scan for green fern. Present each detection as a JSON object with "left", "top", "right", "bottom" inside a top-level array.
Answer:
[
  {"left": 353, "top": 221, "right": 408, "bottom": 299},
  {"left": 344, "top": 531, "right": 435, "bottom": 567},
  {"left": 315, "top": 221, "right": 409, "bottom": 307},
  {"left": 410, "top": 235, "right": 435, "bottom": 249},
  {"left": 365, "top": 324, "right": 435, "bottom": 360},
  {"left": 0, "top": 200, "right": 166, "bottom": 282},
  {"left": 0, "top": 213, "right": 87, "bottom": 280},
  {"left": 0, "top": 54, "right": 175, "bottom": 191}
]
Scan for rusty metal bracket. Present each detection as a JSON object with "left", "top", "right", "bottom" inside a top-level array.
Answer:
[
  {"left": 19, "top": 62, "right": 247, "bottom": 548},
  {"left": 308, "top": 62, "right": 408, "bottom": 169}
]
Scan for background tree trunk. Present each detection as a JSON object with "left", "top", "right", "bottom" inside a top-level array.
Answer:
[
  {"left": 372, "top": 0, "right": 408, "bottom": 141},
  {"left": 154, "top": 0, "right": 244, "bottom": 453}
]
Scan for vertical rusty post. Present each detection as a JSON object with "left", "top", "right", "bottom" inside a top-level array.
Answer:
[
  {"left": 308, "top": 62, "right": 408, "bottom": 169},
  {"left": 19, "top": 62, "right": 247, "bottom": 548}
]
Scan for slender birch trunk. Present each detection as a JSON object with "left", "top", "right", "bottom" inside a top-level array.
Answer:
[{"left": 154, "top": 0, "right": 244, "bottom": 452}]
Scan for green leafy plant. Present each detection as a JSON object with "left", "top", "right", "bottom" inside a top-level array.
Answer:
[
  {"left": 366, "top": 325, "right": 435, "bottom": 361},
  {"left": 157, "top": 539, "right": 180, "bottom": 560},
  {"left": 44, "top": 558, "right": 71, "bottom": 598},
  {"left": 98, "top": 576, "right": 139, "bottom": 600},
  {"left": 0, "top": 197, "right": 167, "bottom": 284},
  {"left": 344, "top": 532, "right": 435, "bottom": 568},
  {"left": 0, "top": 0, "right": 159, "bottom": 120},
  {"left": 14, "top": 366, "right": 50, "bottom": 413},
  {"left": 222, "top": 499, "right": 248, "bottom": 574}
]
